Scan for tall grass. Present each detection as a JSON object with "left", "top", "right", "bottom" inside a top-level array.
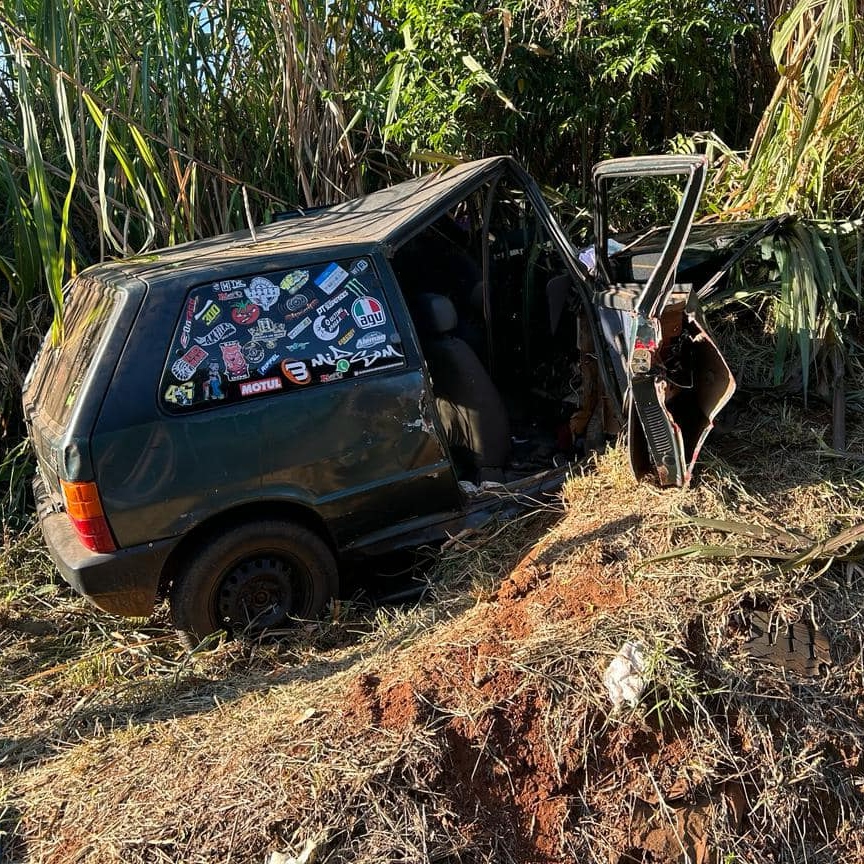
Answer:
[{"left": 682, "top": 0, "right": 864, "bottom": 408}]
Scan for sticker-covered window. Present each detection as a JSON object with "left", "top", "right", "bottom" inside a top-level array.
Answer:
[{"left": 160, "top": 257, "right": 405, "bottom": 411}]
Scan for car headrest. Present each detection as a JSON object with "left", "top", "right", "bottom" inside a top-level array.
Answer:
[{"left": 412, "top": 293, "right": 458, "bottom": 336}]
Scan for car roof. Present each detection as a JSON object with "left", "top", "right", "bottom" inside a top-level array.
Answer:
[{"left": 93, "top": 157, "right": 512, "bottom": 285}]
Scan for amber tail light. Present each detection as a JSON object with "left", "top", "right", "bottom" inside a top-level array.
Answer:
[{"left": 60, "top": 480, "right": 117, "bottom": 553}]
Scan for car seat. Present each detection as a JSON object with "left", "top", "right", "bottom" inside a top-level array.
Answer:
[{"left": 412, "top": 293, "right": 510, "bottom": 483}]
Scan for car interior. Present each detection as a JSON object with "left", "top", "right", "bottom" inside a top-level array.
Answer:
[{"left": 391, "top": 181, "right": 595, "bottom": 486}]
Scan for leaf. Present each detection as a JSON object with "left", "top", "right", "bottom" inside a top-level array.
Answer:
[
  {"left": 461, "top": 53, "right": 516, "bottom": 112},
  {"left": 15, "top": 43, "right": 64, "bottom": 339}
]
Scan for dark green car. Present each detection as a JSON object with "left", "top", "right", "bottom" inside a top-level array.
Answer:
[{"left": 23, "top": 156, "right": 743, "bottom": 644}]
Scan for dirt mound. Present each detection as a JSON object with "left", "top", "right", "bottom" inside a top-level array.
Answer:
[{"left": 334, "top": 517, "right": 697, "bottom": 863}]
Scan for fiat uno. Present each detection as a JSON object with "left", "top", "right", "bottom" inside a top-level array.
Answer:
[{"left": 23, "top": 155, "right": 742, "bottom": 644}]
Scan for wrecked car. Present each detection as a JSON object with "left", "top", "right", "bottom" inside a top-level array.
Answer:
[{"left": 22, "top": 154, "right": 739, "bottom": 643}]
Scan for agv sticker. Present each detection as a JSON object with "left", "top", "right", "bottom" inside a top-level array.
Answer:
[{"left": 351, "top": 296, "right": 385, "bottom": 329}]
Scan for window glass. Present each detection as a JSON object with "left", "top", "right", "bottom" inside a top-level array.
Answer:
[
  {"left": 160, "top": 256, "right": 404, "bottom": 411},
  {"left": 28, "top": 277, "right": 121, "bottom": 426}
]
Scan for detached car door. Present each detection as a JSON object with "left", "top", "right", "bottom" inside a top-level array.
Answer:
[{"left": 591, "top": 155, "right": 736, "bottom": 487}]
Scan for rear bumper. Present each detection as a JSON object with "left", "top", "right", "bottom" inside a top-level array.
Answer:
[{"left": 37, "top": 489, "right": 175, "bottom": 617}]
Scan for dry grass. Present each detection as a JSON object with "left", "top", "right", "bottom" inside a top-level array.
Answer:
[{"left": 2, "top": 398, "right": 864, "bottom": 863}]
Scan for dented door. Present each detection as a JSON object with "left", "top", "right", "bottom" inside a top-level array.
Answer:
[{"left": 592, "top": 155, "right": 736, "bottom": 487}]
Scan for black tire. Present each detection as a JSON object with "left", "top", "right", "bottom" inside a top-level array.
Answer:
[{"left": 170, "top": 520, "right": 337, "bottom": 647}]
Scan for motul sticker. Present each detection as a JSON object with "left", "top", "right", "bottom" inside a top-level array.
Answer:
[
  {"left": 281, "top": 269, "right": 309, "bottom": 294},
  {"left": 239, "top": 376, "right": 282, "bottom": 397},
  {"left": 351, "top": 296, "right": 385, "bottom": 329},
  {"left": 314, "top": 262, "right": 349, "bottom": 295},
  {"left": 281, "top": 359, "right": 311, "bottom": 385},
  {"left": 195, "top": 322, "right": 237, "bottom": 346},
  {"left": 221, "top": 341, "right": 249, "bottom": 381},
  {"left": 245, "top": 276, "right": 280, "bottom": 311},
  {"left": 171, "top": 346, "right": 208, "bottom": 381}
]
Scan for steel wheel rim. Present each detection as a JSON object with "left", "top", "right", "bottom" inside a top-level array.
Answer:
[{"left": 216, "top": 554, "right": 299, "bottom": 633}]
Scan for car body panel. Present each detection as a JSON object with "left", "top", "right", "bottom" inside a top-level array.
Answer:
[{"left": 592, "top": 155, "right": 736, "bottom": 487}]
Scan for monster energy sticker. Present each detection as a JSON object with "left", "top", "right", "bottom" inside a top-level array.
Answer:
[{"left": 345, "top": 278, "right": 368, "bottom": 297}]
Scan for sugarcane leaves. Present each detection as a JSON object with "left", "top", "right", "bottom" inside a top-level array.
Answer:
[
  {"left": 15, "top": 42, "right": 64, "bottom": 342},
  {"left": 83, "top": 92, "right": 156, "bottom": 254},
  {"left": 638, "top": 514, "right": 864, "bottom": 604}
]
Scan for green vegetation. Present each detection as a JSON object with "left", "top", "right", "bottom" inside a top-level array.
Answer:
[{"left": 0, "top": 1, "right": 777, "bottom": 437}]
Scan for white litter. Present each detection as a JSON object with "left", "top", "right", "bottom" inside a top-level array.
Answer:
[{"left": 603, "top": 640, "right": 648, "bottom": 708}]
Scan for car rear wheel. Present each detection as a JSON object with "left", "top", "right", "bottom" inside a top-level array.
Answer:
[{"left": 170, "top": 520, "right": 337, "bottom": 647}]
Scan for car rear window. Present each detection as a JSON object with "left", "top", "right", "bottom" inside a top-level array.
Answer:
[
  {"left": 27, "top": 276, "right": 122, "bottom": 427},
  {"left": 159, "top": 256, "right": 405, "bottom": 411}
]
